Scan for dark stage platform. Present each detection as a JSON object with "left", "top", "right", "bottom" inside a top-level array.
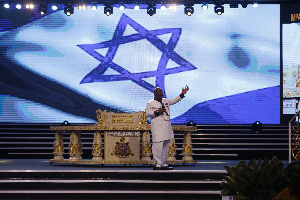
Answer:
[{"left": 0, "top": 159, "right": 290, "bottom": 200}]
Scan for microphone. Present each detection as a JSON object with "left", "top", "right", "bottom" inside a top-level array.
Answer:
[{"left": 161, "top": 102, "right": 169, "bottom": 116}]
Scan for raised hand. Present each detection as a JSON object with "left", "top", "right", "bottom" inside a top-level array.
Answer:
[{"left": 182, "top": 85, "right": 189, "bottom": 95}]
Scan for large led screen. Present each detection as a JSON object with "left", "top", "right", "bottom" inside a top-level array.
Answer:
[
  {"left": 0, "top": 4, "right": 280, "bottom": 124},
  {"left": 283, "top": 22, "right": 300, "bottom": 114}
]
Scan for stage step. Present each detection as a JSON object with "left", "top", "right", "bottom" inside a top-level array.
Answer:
[
  {"left": 0, "top": 169, "right": 226, "bottom": 200},
  {"left": 0, "top": 190, "right": 222, "bottom": 200}
]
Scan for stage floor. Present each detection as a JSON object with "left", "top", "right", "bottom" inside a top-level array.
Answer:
[{"left": 0, "top": 159, "right": 290, "bottom": 171}]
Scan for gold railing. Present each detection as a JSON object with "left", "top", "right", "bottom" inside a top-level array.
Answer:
[{"left": 289, "top": 110, "right": 300, "bottom": 163}]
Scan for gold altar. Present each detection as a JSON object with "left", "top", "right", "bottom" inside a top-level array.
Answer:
[{"left": 49, "top": 110, "right": 197, "bottom": 165}]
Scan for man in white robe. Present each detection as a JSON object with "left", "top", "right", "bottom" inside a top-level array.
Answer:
[{"left": 146, "top": 86, "right": 189, "bottom": 170}]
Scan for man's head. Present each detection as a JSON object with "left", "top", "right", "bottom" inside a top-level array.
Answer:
[{"left": 154, "top": 87, "right": 163, "bottom": 101}]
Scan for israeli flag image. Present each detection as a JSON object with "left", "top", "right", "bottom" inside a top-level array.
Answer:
[{"left": 0, "top": 4, "right": 280, "bottom": 124}]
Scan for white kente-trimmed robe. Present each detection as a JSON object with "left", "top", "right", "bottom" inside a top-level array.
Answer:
[
  {"left": 146, "top": 96, "right": 183, "bottom": 142},
  {"left": 146, "top": 96, "right": 183, "bottom": 166}
]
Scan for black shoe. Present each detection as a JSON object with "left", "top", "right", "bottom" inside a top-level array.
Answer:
[
  {"left": 162, "top": 166, "right": 174, "bottom": 170},
  {"left": 153, "top": 165, "right": 161, "bottom": 170}
]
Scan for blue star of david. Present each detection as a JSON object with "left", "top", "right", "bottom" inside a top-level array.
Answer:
[{"left": 78, "top": 14, "right": 197, "bottom": 97}]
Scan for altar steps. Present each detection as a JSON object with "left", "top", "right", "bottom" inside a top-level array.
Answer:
[
  {"left": 0, "top": 124, "right": 289, "bottom": 160},
  {"left": 0, "top": 170, "right": 226, "bottom": 200}
]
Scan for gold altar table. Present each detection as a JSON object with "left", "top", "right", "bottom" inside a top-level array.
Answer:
[{"left": 49, "top": 110, "right": 197, "bottom": 166}]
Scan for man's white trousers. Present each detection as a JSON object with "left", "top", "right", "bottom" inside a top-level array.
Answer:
[{"left": 152, "top": 139, "right": 170, "bottom": 167}]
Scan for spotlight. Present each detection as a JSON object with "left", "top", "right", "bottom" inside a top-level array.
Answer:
[
  {"left": 184, "top": 4, "right": 194, "bottom": 16},
  {"left": 119, "top": 4, "right": 125, "bottom": 10},
  {"left": 4, "top": 3, "right": 9, "bottom": 8},
  {"left": 229, "top": 3, "right": 238, "bottom": 8},
  {"left": 253, "top": 3, "right": 258, "bottom": 7},
  {"left": 61, "top": 120, "right": 69, "bottom": 126},
  {"left": 252, "top": 121, "right": 262, "bottom": 134},
  {"left": 64, "top": 4, "right": 74, "bottom": 16},
  {"left": 26, "top": 3, "right": 34, "bottom": 9},
  {"left": 214, "top": 4, "right": 224, "bottom": 15},
  {"left": 39, "top": 3, "right": 48, "bottom": 15},
  {"left": 91, "top": 5, "right": 97, "bottom": 10},
  {"left": 186, "top": 121, "right": 196, "bottom": 126},
  {"left": 202, "top": 4, "right": 208, "bottom": 10},
  {"left": 169, "top": 5, "right": 177, "bottom": 10},
  {"left": 161, "top": 4, "right": 166, "bottom": 10},
  {"left": 134, "top": 4, "right": 140, "bottom": 10},
  {"left": 16, "top": 4, "right": 21, "bottom": 9},
  {"left": 241, "top": 2, "right": 247, "bottom": 8},
  {"left": 104, "top": 5, "right": 113, "bottom": 16},
  {"left": 78, "top": 4, "right": 87, "bottom": 9},
  {"left": 147, "top": 3, "right": 156, "bottom": 16},
  {"left": 52, "top": 5, "right": 58, "bottom": 10}
]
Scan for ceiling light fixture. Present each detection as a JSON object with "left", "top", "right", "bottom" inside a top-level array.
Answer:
[
  {"left": 147, "top": 3, "right": 156, "bottom": 16},
  {"left": 39, "top": 3, "right": 48, "bottom": 15},
  {"left": 214, "top": 4, "right": 224, "bottom": 15},
  {"left": 184, "top": 3, "right": 194, "bottom": 16},
  {"left": 52, "top": 4, "right": 58, "bottom": 10},
  {"left": 202, "top": 4, "right": 208, "bottom": 10},
  {"left": 229, "top": 2, "right": 238, "bottom": 8},
  {"left": 119, "top": 4, "right": 125, "bottom": 10},
  {"left": 104, "top": 5, "right": 113, "bottom": 16},
  {"left": 169, "top": 5, "right": 177, "bottom": 11},
  {"left": 78, "top": 3, "right": 87, "bottom": 9},
  {"left": 64, "top": 4, "right": 74, "bottom": 16},
  {"left": 241, "top": 2, "right": 248, "bottom": 8}
]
